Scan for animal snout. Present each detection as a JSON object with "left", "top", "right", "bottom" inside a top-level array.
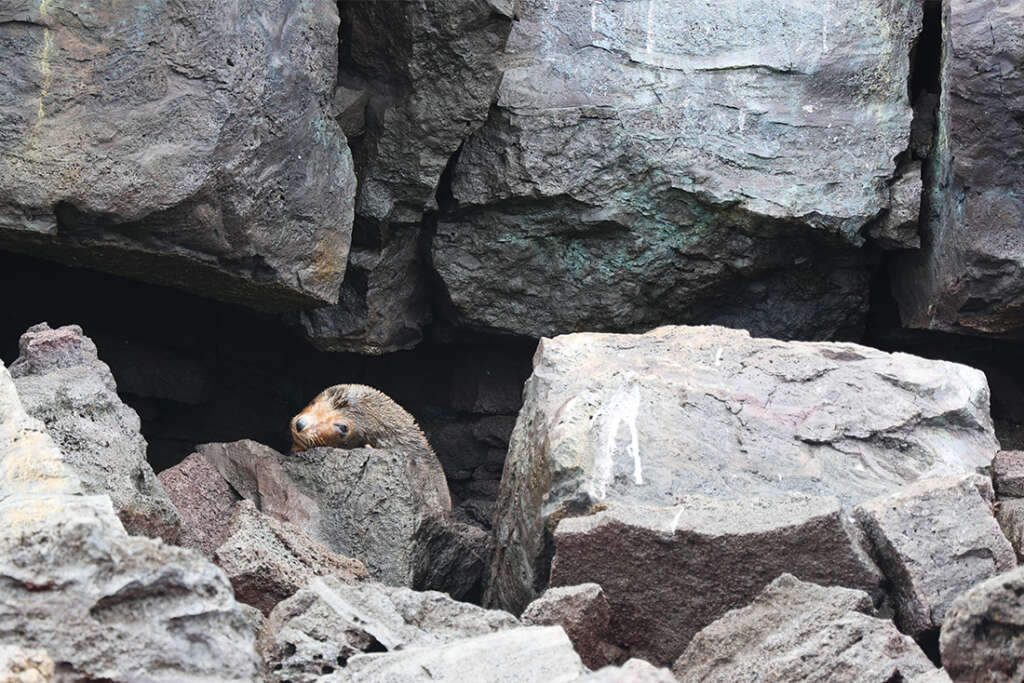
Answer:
[{"left": 294, "top": 416, "right": 309, "bottom": 432}]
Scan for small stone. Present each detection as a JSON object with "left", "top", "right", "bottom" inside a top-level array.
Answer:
[
  {"left": 940, "top": 567, "right": 1024, "bottom": 683},
  {"left": 854, "top": 474, "right": 1017, "bottom": 638},
  {"left": 996, "top": 498, "right": 1024, "bottom": 562},
  {"left": 993, "top": 451, "right": 1024, "bottom": 498},
  {"left": 522, "top": 584, "right": 617, "bottom": 670}
]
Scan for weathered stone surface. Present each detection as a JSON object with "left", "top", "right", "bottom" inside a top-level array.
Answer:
[
  {"left": 200, "top": 439, "right": 453, "bottom": 589},
  {"left": 996, "top": 498, "right": 1024, "bottom": 562},
  {"left": 432, "top": 0, "right": 922, "bottom": 339},
  {"left": 294, "top": 0, "right": 514, "bottom": 353},
  {"left": 869, "top": 163, "right": 922, "bottom": 249},
  {"left": 214, "top": 500, "right": 368, "bottom": 616},
  {"left": 892, "top": 0, "right": 1024, "bottom": 337},
  {"left": 343, "top": 0, "right": 513, "bottom": 224},
  {"left": 673, "top": 574, "right": 936, "bottom": 682},
  {"left": 318, "top": 626, "right": 585, "bottom": 682},
  {"left": 854, "top": 474, "right": 1016, "bottom": 638},
  {"left": 158, "top": 451, "right": 240, "bottom": 556},
  {"left": 298, "top": 224, "right": 430, "bottom": 354},
  {"left": 940, "top": 567, "right": 1024, "bottom": 683},
  {"left": 0, "top": 360, "right": 261, "bottom": 681},
  {"left": 10, "top": 323, "right": 180, "bottom": 542},
  {"left": 0, "top": 646, "right": 54, "bottom": 683},
  {"left": 0, "top": 0, "right": 354, "bottom": 311},
  {"left": 419, "top": 517, "right": 492, "bottom": 602},
  {"left": 486, "top": 326, "right": 997, "bottom": 616},
  {"left": 993, "top": 451, "right": 1024, "bottom": 498},
  {"left": 522, "top": 584, "right": 618, "bottom": 670},
  {"left": 262, "top": 575, "right": 518, "bottom": 682},
  {"left": 550, "top": 496, "right": 882, "bottom": 666},
  {"left": 574, "top": 659, "right": 675, "bottom": 683}
]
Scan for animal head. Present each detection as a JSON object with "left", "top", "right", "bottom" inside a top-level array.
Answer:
[{"left": 290, "top": 384, "right": 373, "bottom": 452}]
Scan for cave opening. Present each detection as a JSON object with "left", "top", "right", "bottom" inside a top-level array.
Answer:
[{"left": 0, "top": 250, "right": 535, "bottom": 515}]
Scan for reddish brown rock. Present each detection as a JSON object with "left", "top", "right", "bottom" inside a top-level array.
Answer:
[
  {"left": 993, "top": 451, "right": 1024, "bottom": 499},
  {"left": 522, "top": 584, "right": 621, "bottom": 670},
  {"left": 214, "top": 500, "right": 368, "bottom": 616},
  {"left": 158, "top": 452, "right": 241, "bottom": 557}
]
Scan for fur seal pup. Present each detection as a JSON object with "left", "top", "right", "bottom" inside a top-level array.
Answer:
[{"left": 289, "top": 383, "right": 452, "bottom": 509}]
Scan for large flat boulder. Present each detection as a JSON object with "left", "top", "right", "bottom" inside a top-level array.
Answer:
[
  {"left": 854, "top": 475, "right": 1016, "bottom": 638},
  {"left": 486, "top": 326, "right": 998, "bottom": 616},
  {"left": 672, "top": 574, "right": 937, "bottom": 682},
  {"left": 262, "top": 575, "right": 519, "bottom": 682},
  {"left": 10, "top": 323, "right": 180, "bottom": 542},
  {"left": 0, "top": 0, "right": 354, "bottom": 311},
  {"left": 892, "top": 0, "right": 1024, "bottom": 337},
  {"left": 0, "top": 359, "right": 261, "bottom": 681},
  {"left": 549, "top": 496, "right": 882, "bottom": 666},
  {"left": 940, "top": 567, "right": 1024, "bottom": 683},
  {"left": 432, "top": 0, "right": 922, "bottom": 339}
]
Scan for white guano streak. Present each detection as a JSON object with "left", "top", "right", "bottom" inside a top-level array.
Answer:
[{"left": 589, "top": 384, "right": 643, "bottom": 500}]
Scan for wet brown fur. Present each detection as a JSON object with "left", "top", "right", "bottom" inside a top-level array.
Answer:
[{"left": 290, "top": 384, "right": 433, "bottom": 456}]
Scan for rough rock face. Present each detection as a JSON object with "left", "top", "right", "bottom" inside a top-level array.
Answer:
[
  {"left": 486, "top": 326, "right": 998, "bottom": 616},
  {"left": 199, "top": 440, "right": 453, "bottom": 589},
  {"left": 893, "top": 0, "right": 1024, "bottom": 337},
  {"left": 214, "top": 500, "right": 369, "bottom": 616},
  {"left": 522, "top": 583, "right": 618, "bottom": 670},
  {"left": 158, "top": 451, "right": 241, "bottom": 556},
  {"left": 940, "top": 567, "right": 1024, "bottom": 683},
  {"left": 854, "top": 474, "right": 1017, "bottom": 638},
  {"left": 0, "top": 360, "right": 261, "bottom": 681},
  {"left": 297, "top": 0, "right": 515, "bottom": 353},
  {"left": 262, "top": 575, "right": 519, "bottom": 682},
  {"left": 432, "top": 0, "right": 923, "bottom": 339},
  {"left": 0, "top": 646, "right": 54, "bottom": 683},
  {"left": 550, "top": 496, "right": 883, "bottom": 666},
  {"left": 10, "top": 323, "right": 180, "bottom": 542},
  {"left": 672, "top": 574, "right": 937, "bottom": 682},
  {"left": 317, "top": 626, "right": 585, "bottom": 682},
  {"left": 0, "top": 0, "right": 354, "bottom": 311}
]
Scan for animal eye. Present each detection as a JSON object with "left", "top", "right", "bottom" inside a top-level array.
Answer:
[{"left": 334, "top": 423, "right": 349, "bottom": 435}]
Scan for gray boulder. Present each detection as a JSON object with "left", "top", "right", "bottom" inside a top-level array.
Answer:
[
  {"left": 0, "top": 359, "right": 261, "bottom": 681},
  {"left": 318, "top": 626, "right": 585, "bottom": 682},
  {"left": 993, "top": 451, "right": 1024, "bottom": 498},
  {"left": 432, "top": 0, "right": 922, "bottom": 339},
  {"left": 854, "top": 474, "right": 1017, "bottom": 638},
  {"left": 549, "top": 496, "right": 883, "bottom": 666},
  {"left": 486, "top": 326, "right": 998, "bottom": 616},
  {"left": 673, "top": 574, "right": 937, "bottom": 682},
  {"left": 262, "top": 575, "right": 519, "bottom": 682},
  {"left": 940, "top": 567, "right": 1024, "bottom": 683},
  {"left": 158, "top": 451, "right": 241, "bottom": 556},
  {"left": 892, "top": 0, "right": 1024, "bottom": 337},
  {"left": 868, "top": 163, "right": 922, "bottom": 249},
  {"left": 10, "top": 323, "right": 180, "bottom": 542},
  {"left": 214, "top": 500, "right": 369, "bottom": 616},
  {"left": 0, "top": 0, "right": 354, "bottom": 311},
  {"left": 522, "top": 584, "right": 620, "bottom": 670},
  {"left": 199, "top": 440, "right": 458, "bottom": 591}
]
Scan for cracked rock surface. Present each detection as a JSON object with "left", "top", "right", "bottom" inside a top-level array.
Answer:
[{"left": 432, "top": 0, "right": 921, "bottom": 339}]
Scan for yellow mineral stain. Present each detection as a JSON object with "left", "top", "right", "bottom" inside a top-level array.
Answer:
[{"left": 35, "top": 28, "right": 54, "bottom": 125}]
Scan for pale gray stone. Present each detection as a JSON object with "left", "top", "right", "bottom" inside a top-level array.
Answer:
[
  {"left": 673, "top": 574, "right": 937, "bottom": 683},
  {"left": 10, "top": 323, "right": 180, "bottom": 542}
]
